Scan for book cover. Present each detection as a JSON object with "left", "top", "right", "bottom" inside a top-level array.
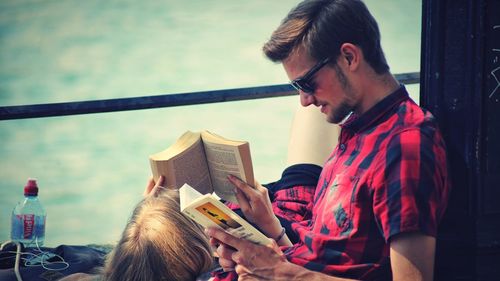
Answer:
[{"left": 179, "top": 183, "right": 270, "bottom": 245}]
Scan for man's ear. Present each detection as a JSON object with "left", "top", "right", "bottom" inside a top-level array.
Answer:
[
  {"left": 339, "top": 43, "right": 360, "bottom": 69},
  {"left": 346, "top": 54, "right": 353, "bottom": 65}
]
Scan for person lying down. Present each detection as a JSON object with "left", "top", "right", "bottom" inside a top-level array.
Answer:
[{"left": 61, "top": 105, "right": 338, "bottom": 281}]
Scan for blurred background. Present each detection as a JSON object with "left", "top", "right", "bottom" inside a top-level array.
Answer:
[{"left": 0, "top": 0, "right": 421, "bottom": 246}]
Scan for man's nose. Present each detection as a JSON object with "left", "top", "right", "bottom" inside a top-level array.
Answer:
[{"left": 300, "top": 91, "right": 315, "bottom": 107}]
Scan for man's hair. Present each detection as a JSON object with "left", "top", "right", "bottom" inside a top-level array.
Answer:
[
  {"left": 103, "top": 189, "right": 213, "bottom": 281},
  {"left": 263, "top": 0, "right": 389, "bottom": 74}
]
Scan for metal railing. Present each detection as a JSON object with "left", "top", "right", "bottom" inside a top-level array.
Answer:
[{"left": 0, "top": 72, "right": 419, "bottom": 120}]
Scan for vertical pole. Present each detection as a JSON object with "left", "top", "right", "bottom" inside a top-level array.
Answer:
[{"left": 421, "top": 0, "right": 500, "bottom": 279}]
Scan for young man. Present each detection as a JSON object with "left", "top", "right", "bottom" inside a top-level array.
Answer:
[{"left": 208, "top": 0, "right": 450, "bottom": 280}]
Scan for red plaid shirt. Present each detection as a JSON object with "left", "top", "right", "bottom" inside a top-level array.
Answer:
[
  {"left": 214, "top": 86, "right": 450, "bottom": 281},
  {"left": 284, "top": 85, "right": 450, "bottom": 280}
]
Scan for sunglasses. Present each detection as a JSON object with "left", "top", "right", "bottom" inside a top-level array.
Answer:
[{"left": 290, "top": 57, "right": 331, "bottom": 94}]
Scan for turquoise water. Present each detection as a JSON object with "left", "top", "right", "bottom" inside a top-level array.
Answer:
[{"left": 0, "top": 0, "right": 421, "bottom": 246}]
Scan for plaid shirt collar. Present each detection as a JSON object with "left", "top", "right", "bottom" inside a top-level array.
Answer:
[{"left": 340, "top": 84, "right": 409, "bottom": 135}]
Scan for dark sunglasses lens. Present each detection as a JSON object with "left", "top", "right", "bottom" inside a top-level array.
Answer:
[
  {"left": 296, "top": 80, "right": 314, "bottom": 94},
  {"left": 293, "top": 80, "right": 314, "bottom": 94},
  {"left": 302, "top": 82, "right": 314, "bottom": 93}
]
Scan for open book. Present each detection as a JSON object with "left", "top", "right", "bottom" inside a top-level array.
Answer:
[
  {"left": 149, "top": 130, "right": 254, "bottom": 203},
  {"left": 179, "top": 183, "right": 270, "bottom": 245}
]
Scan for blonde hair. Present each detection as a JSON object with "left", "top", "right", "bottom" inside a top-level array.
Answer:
[{"left": 103, "top": 189, "right": 214, "bottom": 281}]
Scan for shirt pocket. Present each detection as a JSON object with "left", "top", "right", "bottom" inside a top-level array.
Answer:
[{"left": 321, "top": 173, "right": 361, "bottom": 237}]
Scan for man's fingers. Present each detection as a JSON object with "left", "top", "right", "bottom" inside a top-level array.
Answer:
[
  {"left": 235, "top": 265, "right": 258, "bottom": 279},
  {"left": 219, "top": 257, "right": 236, "bottom": 271},
  {"left": 206, "top": 227, "right": 248, "bottom": 250},
  {"left": 217, "top": 244, "right": 236, "bottom": 260},
  {"left": 210, "top": 237, "right": 221, "bottom": 247},
  {"left": 216, "top": 243, "right": 237, "bottom": 272}
]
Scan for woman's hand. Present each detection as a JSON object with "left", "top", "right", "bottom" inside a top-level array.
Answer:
[{"left": 143, "top": 176, "right": 165, "bottom": 197}]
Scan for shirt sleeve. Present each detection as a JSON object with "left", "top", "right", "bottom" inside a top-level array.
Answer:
[
  {"left": 266, "top": 164, "right": 321, "bottom": 222},
  {"left": 372, "top": 128, "right": 450, "bottom": 242}
]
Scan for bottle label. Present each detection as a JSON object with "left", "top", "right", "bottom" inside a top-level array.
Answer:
[
  {"left": 11, "top": 213, "right": 46, "bottom": 246},
  {"left": 22, "top": 214, "right": 35, "bottom": 239}
]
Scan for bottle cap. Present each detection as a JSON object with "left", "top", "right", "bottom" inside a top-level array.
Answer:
[{"left": 24, "top": 178, "right": 39, "bottom": 196}]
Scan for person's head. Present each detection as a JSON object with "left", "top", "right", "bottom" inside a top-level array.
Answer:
[
  {"left": 263, "top": 0, "right": 392, "bottom": 123},
  {"left": 103, "top": 189, "right": 213, "bottom": 281},
  {"left": 263, "top": 0, "right": 388, "bottom": 74}
]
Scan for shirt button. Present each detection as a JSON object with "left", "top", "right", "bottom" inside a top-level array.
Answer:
[{"left": 340, "top": 144, "right": 346, "bottom": 151}]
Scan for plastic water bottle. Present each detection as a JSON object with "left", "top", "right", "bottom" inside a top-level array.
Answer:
[{"left": 11, "top": 178, "right": 47, "bottom": 247}]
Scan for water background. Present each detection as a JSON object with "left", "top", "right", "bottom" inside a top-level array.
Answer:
[{"left": 0, "top": 0, "right": 421, "bottom": 246}]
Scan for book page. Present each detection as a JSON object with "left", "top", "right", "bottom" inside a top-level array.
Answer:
[
  {"left": 150, "top": 132, "right": 212, "bottom": 194},
  {"left": 179, "top": 183, "right": 270, "bottom": 245},
  {"left": 201, "top": 131, "right": 254, "bottom": 203}
]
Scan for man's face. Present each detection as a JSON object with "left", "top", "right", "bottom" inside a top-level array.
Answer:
[{"left": 283, "top": 49, "right": 356, "bottom": 124}]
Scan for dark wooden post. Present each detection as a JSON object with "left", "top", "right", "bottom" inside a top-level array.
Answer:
[{"left": 420, "top": 0, "right": 500, "bottom": 280}]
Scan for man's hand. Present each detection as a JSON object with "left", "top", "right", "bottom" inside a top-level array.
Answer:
[
  {"left": 210, "top": 237, "right": 237, "bottom": 272},
  {"left": 208, "top": 227, "right": 359, "bottom": 281},
  {"left": 207, "top": 227, "right": 289, "bottom": 280}
]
